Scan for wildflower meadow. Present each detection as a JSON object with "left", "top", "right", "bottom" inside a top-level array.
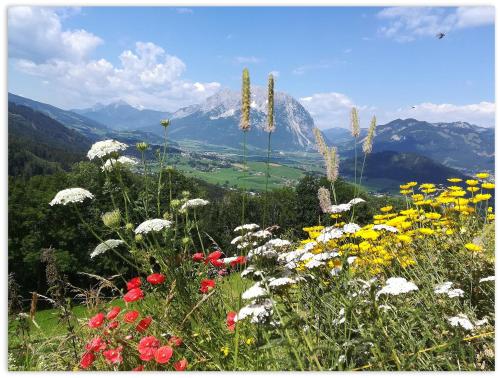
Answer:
[{"left": 7, "top": 69, "right": 495, "bottom": 372}]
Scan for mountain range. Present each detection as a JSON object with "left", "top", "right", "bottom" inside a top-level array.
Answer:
[
  {"left": 8, "top": 91, "right": 495, "bottom": 180},
  {"left": 324, "top": 118, "right": 494, "bottom": 173}
]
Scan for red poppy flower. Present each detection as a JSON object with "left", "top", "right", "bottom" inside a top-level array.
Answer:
[
  {"left": 132, "top": 365, "right": 145, "bottom": 371},
  {"left": 88, "top": 313, "right": 105, "bottom": 328},
  {"left": 124, "top": 287, "right": 144, "bottom": 303},
  {"left": 85, "top": 337, "right": 107, "bottom": 352},
  {"left": 136, "top": 316, "right": 152, "bottom": 333},
  {"left": 147, "top": 273, "right": 166, "bottom": 285},
  {"left": 200, "top": 279, "right": 215, "bottom": 294},
  {"left": 155, "top": 345, "right": 173, "bottom": 364},
  {"left": 168, "top": 336, "right": 183, "bottom": 347},
  {"left": 126, "top": 277, "right": 142, "bottom": 291},
  {"left": 210, "top": 259, "right": 225, "bottom": 268},
  {"left": 230, "top": 256, "right": 247, "bottom": 267},
  {"left": 138, "top": 336, "right": 160, "bottom": 354},
  {"left": 192, "top": 252, "right": 204, "bottom": 262},
  {"left": 103, "top": 348, "right": 123, "bottom": 365},
  {"left": 226, "top": 311, "right": 237, "bottom": 332},
  {"left": 174, "top": 358, "right": 188, "bottom": 371},
  {"left": 124, "top": 310, "right": 140, "bottom": 323},
  {"left": 108, "top": 321, "right": 119, "bottom": 330},
  {"left": 106, "top": 306, "right": 121, "bottom": 320},
  {"left": 139, "top": 348, "right": 156, "bottom": 362},
  {"left": 79, "top": 351, "right": 95, "bottom": 369},
  {"left": 205, "top": 250, "right": 223, "bottom": 264}
]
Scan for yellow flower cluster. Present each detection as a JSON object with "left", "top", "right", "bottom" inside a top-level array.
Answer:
[{"left": 298, "top": 174, "right": 494, "bottom": 277}]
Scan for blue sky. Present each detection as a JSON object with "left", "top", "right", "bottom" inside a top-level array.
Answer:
[{"left": 8, "top": 6, "right": 495, "bottom": 128}]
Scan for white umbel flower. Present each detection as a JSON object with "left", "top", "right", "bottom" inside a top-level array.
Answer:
[
  {"left": 317, "top": 227, "right": 343, "bottom": 243},
  {"left": 134, "top": 219, "right": 172, "bottom": 234},
  {"left": 376, "top": 277, "right": 418, "bottom": 298},
  {"left": 242, "top": 282, "right": 267, "bottom": 300},
  {"left": 87, "top": 139, "right": 127, "bottom": 160},
  {"left": 348, "top": 198, "right": 366, "bottom": 205},
  {"left": 479, "top": 276, "right": 495, "bottom": 283},
  {"left": 101, "top": 156, "right": 137, "bottom": 172},
  {"left": 434, "top": 282, "right": 464, "bottom": 298},
  {"left": 343, "top": 223, "right": 361, "bottom": 234},
  {"left": 181, "top": 198, "right": 209, "bottom": 211},
  {"left": 234, "top": 223, "right": 260, "bottom": 232},
  {"left": 447, "top": 314, "right": 474, "bottom": 330},
  {"left": 49, "top": 188, "right": 94, "bottom": 206},
  {"left": 266, "top": 238, "right": 291, "bottom": 248},
  {"left": 329, "top": 203, "right": 351, "bottom": 214},
  {"left": 237, "top": 298, "right": 274, "bottom": 324},
  {"left": 373, "top": 224, "right": 399, "bottom": 233},
  {"left": 90, "top": 239, "right": 124, "bottom": 259},
  {"left": 268, "top": 277, "right": 295, "bottom": 288},
  {"left": 251, "top": 230, "right": 272, "bottom": 239}
]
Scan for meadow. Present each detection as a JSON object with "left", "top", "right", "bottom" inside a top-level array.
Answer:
[{"left": 7, "top": 71, "right": 495, "bottom": 372}]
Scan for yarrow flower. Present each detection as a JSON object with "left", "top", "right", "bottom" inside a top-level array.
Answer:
[
  {"left": 237, "top": 298, "right": 274, "bottom": 324},
  {"left": 234, "top": 223, "right": 260, "bottom": 232},
  {"left": 479, "top": 276, "right": 495, "bottom": 283},
  {"left": 90, "top": 239, "right": 124, "bottom": 259},
  {"left": 134, "top": 219, "right": 172, "bottom": 234},
  {"left": 180, "top": 198, "right": 210, "bottom": 211},
  {"left": 49, "top": 188, "right": 94, "bottom": 206},
  {"left": 376, "top": 277, "right": 418, "bottom": 298},
  {"left": 329, "top": 203, "right": 351, "bottom": 214},
  {"left": 434, "top": 282, "right": 464, "bottom": 298},
  {"left": 87, "top": 139, "right": 128, "bottom": 160},
  {"left": 343, "top": 223, "right": 361, "bottom": 234},
  {"left": 447, "top": 314, "right": 474, "bottom": 331}
]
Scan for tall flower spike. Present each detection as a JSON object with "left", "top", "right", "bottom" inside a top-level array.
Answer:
[
  {"left": 240, "top": 68, "right": 251, "bottom": 131},
  {"left": 317, "top": 187, "right": 332, "bottom": 213},
  {"left": 325, "top": 147, "right": 339, "bottom": 183},
  {"left": 313, "top": 128, "right": 328, "bottom": 157},
  {"left": 350, "top": 107, "right": 360, "bottom": 137},
  {"left": 266, "top": 74, "right": 275, "bottom": 133},
  {"left": 363, "top": 116, "right": 377, "bottom": 154}
]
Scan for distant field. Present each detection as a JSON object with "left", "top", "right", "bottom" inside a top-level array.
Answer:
[{"left": 176, "top": 161, "right": 306, "bottom": 191}]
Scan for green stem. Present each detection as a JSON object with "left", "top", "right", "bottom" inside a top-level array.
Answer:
[
  {"left": 263, "top": 131, "right": 272, "bottom": 227},
  {"left": 157, "top": 127, "right": 168, "bottom": 217}
]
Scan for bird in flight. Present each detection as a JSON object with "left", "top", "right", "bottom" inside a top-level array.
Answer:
[
  {"left": 436, "top": 32, "right": 446, "bottom": 39},
  {"left": 411, "top": 106, "right": 416, "bottom": 109}
]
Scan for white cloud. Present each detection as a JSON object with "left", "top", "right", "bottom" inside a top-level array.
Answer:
[
  {"left": 377, "top": 6, "right": 494, "bottom": 42},
  {"left": 9, "top": 7, "right": 220, "bottom": 111},
  {"left": 387, "top": 102, "right": 495, "bottom": 127},
  {"left": 269, "top": 70, "right": 280, "bottom": 78},
  {"left": 299, "top": 92, "right": 372, "bottom": 129},
  {"left": 234, "top": 56, "right": 262, "bottom": 64},
  {"left": 8, "top": 6, "right": 102, "bottom": 62},
  {"left": 300, "top": 92, "right": 495, "bottom": 129},
  {"left": 292, "top": 62, "right": 332, "bottom": 75},
  {"left": 176, "top": 8, "right": 194, "bottom": 15}
]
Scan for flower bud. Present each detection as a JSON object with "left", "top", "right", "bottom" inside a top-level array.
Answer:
[
  {"left": 102, "top": 209, "right": 121, "bottom": 228},
  {"left": 135, "top": 234, "right": 144, "bottom": 243},
  {"left": 160, "top": 119, "right": 170, "bottom": 128},
  {"left": 136, "top": 142, "right": 148, "bottom": 152}
]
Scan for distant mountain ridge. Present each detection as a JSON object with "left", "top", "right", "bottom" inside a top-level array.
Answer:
[
  {"left": 72, "top": 101, "right": 172, "bottom": 133},
  {"left": 323, "top": 118, "right": 494, "bottom": 173}
]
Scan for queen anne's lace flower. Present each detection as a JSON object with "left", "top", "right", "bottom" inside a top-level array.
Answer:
[
  {"left": 251, "top": 230, "right": 272, "bottom": 239},
  {"left": 49, "top": 188, "right": 94, "bottom": 206},
  {"left": 87, "top": 140, "right": 128, "bottom": 160},
  {"left": 101, "top": 156, "right": 137, "bottom": 172},
  {"left": 317, "top": 227, "right": 343, "bottom": 243},
  {"left": 447, "top": 314, "right": 474, "bottom": 330},
  {"left": 180, "top": 199, "right": 209, "bottom": 211},
  {"left": 479, "top": 276, "right": 495, "bottom": 283},
  {"left": 266, "top": 238, "right": 291, "bottom": 248},
  {"left": 343, "top": 223, "right": 361, "bottom": 234},
  {"left": 434, "top": 282, "right": 464, "bottom": 298},
  {"left": 234, "top": 223, "right": 260, "bottom": 232},
  {"left": 348, "top": 198, "right": 366, "bottom": 205},
  {"left": 242, "top": 282, "right": 267, "bottom": 300},
  {"left": 90, "top": 239, "right": 124, "bottom": 259},
  {"left": 268, "top": 277, "right": 295, "bottom": 288},
  {"left": 376, "top": 277, "right": 418, "bottom": 298},
  {"left": 237, "top": 299, "right": 274, "bottom": 323},
  {"left": 134, "top": 219, "right": 172, "bottom": 234},
  {"left": 329, "top": 203, "right": 351, "bottom": 214}
]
